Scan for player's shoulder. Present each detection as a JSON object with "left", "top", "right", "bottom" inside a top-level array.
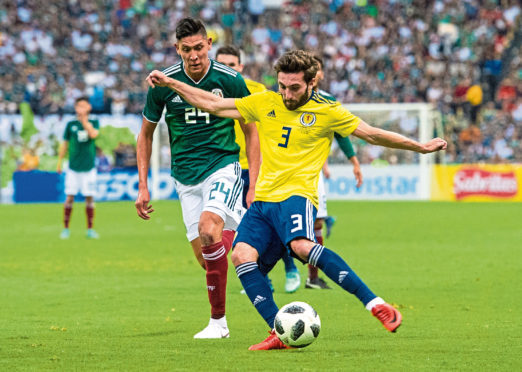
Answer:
[
  {"left": 211, "top": 60, "right": 242, "bottom": 79},
  {"left": 310, "top": 90, "right": 337, "bottom": 105},
  {"left": 245, "top": 78, "right": 267, "bottom": 94},
  {"left": 66, "top": 118, "right": 79, "bottom": 127},
  {"left": 161, "top": 62, "right": 183, "bottom": 77},
  {"left": 317, "top": 89, "right": 337, "bottom": 102}
]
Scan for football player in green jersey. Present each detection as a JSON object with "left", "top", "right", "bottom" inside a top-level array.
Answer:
[
  {"left": 215, "top": 45, "right": 301, "bottom": 294},
  {"left": 136, "top": 18, "right": 260, "bottom": 339},
  {"left": 145, "top": 50, "right": 447, "bottom": 349},
  {"left": 57, "top": 97, "right": 100, "bottom": 239}
]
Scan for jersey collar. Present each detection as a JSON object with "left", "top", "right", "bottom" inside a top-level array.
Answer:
[
  {"left": 300, "top": 89, "right": 318, "bottom": 108},
  {"left": 182, "top": 58, "right": 212, "bottom": 85}
]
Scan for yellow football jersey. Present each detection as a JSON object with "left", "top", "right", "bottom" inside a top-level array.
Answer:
[
  {"left": 235, "top": 90, "right": 360, "bottom": 207},
  {"left": 234, "top": 78, "right": 267, "bottom": 169}
]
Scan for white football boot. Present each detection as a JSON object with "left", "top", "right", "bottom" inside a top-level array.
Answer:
[{"left": 194, "top": 316, "right": 230, "bottom": 339}]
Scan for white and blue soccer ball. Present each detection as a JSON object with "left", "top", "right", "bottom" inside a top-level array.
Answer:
[{"left": 274, "top": 301, "right": 321, "bottom": 348}]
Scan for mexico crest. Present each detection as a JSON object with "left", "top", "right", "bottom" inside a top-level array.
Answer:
[
  {"left": 212, "top": 88, "right": 224, "bottom": 97},
  {"left": 300, "top": 112, "right": 316, "bottom": 127}
]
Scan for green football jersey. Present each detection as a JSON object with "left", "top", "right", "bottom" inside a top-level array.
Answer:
[
  {"left": 142, "top": 59, "right": 250, "bottom": 185},
  {"left": 63, "top": 118, "right": 99, "bottom": 171}
]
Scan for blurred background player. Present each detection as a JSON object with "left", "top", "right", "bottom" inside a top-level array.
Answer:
[
  {"left": 56, "top": 96, "right": 100, "bottom": 239},
  {"left": 135, "top": 18, "right": 260, "bottom": 339},
  {"left": 306, "top": 55, "right": 364, "bottom": 290},
  {"left": 215, "top": 45, "right": 301, "bottom": 293}
]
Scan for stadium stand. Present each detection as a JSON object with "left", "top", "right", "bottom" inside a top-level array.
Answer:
[{"left": 0, "top": 0, "right": 520, "bottom": 163}]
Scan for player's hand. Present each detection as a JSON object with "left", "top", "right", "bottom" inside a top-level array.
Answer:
[
  {"left": 245, "top": 187, "right": 255, "bottom": 209},
  {"left": 135, "top": 188, "right": 154, "bottom": 220},
  {"left": 422, "top": 138, "right": 447, "bottom": 153},
  {"left": 56, "top": 164, "right": 62, "bottom": 174},
  {"left": 146, "top": 70, "right": 172, "bottom": 88},
  {"left": 353, "top": 165, "right": 363, "bottom": 188},
  {"left": 322, "top": 163, "right": 331, "bottom": 179}
]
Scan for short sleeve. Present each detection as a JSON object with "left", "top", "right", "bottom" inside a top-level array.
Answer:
[
  {"left": 235, "top": 93, "right": 264, "bottom": 123},
  {"left": 91, "top": 119, "right": 100, "bottom": 130},
  {"left": 142, "top": 87, "right": 165, "bottom": 123},
  {"left": 63, "top": 122, "right": 71, "bottom": 141},
  {"left": 329, "top": 103, "right": 360, "bottom": 137},
  {"left": 230, "top": 74, "right": 250, "bottom": 98}
]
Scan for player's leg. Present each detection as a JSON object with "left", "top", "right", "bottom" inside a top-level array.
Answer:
[
  {"left": 61, "top": 194, "right": 74, "bottom": 239},
  {"left": 282, "top": 250, "right": 300, "bottom": 293},
  {"left": 85, "top": 196, "right": 98, "bottom": 238},
  {"left": 305, "top": 218, "right": 330, "bottom": 289},
  {"left": 197, "top": 210, "right": 230, "bottom": 327},
  {"left": 239, "top": 168, "right": 275, "bottom": 293},
  {"left": 194, "top": 163, "right": 244, "bottom": 338},
  {"left": 174, "top": 178, "right": 231, "bottom": 337},
  {"left": 232, "top": 202, "right": 290, "bottom": 350},
  {"left": 290, "top": 238, "right": 402, "bottom": 332},
  {"left": 189, "top": 237, "right": 206, "bottom": 269},
  {"left": 306, "top": 172, "right": 331, "bottom": 289},
  {"left": 80, "top": 168, "right": 98, "bottom": 238},
  {"left": 61, "top": 169, "right": 79, "bottom": 239}
]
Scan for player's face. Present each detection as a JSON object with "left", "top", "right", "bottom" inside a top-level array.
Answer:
[
  {"left": 278, "top": 72, "right": 314, "bottom": 111},
  {"left": 216, "top": 54, "right": 243, "bottom": 73},
  {"left": 74, "top": 100, "right": 91, "bottom": 116},
  {"left": 175, "top": 34, "right": 212, "bottom": 79}
]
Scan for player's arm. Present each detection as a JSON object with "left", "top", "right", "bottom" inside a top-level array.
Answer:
[
  {"left": 334, "top": 133, "right": 362, "bottom": 187},
  {"left": 135, "top": 117, "right": 156, "bottom": 220},
  {"left": 56, "top": 141, "right": 68, "bottom": 174},
  {"left": 146, "top": 70, "right": 243, "bottom": 120},
  {"left": 239, "top": 118, "right": 260, "bottom": 207},
  {"left": 352, "top": 120, "right": 447, "bottom": 153}
]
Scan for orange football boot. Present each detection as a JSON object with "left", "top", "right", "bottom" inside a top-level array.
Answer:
[
  {"left": 248, "top": 330, "right": 292, "bottom": 350},
  {"left": 372, "top": 303, "right": 402, "bottom": 332}
]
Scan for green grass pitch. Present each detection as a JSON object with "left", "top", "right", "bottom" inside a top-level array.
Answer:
[{"left": 0, "top": 201, "right": 520, "bottom": 371}]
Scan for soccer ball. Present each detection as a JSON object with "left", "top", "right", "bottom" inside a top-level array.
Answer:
[{"left": 274, "top": 301, "right": 321, "bottom": 348}]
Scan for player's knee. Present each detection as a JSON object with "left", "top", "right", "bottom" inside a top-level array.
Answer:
[
  {"left": 85, "top": 197, "right": 94, "bottom": 208},
  {"left": 64, "top": 196, "right": 74, "bottom": 208},
  {"left": 289, "top": 239, "right": 314, "bottom": 261},
  {"left": 231, "top": 243, "right": 258, "bottom": 267},
  {"left": 199, "top": 228, "right": 219, "bottom": 246},
  {"left": 314, "top": 218, "right": 323, "bottom": 230},
  {"left": 199, "top": 213, "right": 224, "bottom": 246}
]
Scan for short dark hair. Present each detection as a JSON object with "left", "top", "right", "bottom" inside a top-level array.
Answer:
[
  {"left": 215, "top": 45, "right": 241, "bottom": 64},
  {"left": 274, "top": 50, "right": 319, "bottom": 84},
  {"left": 175, "top": 17, "right": 207, "bottom": 40},
  {"left": 312, "top": 55, "right": 324, "bottom": 69},
  {"left": 75, "top": 96, "right": 89, "bottom": 104}
]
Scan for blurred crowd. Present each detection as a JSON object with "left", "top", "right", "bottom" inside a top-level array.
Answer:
[{"left": 0, "top": 0, "right": 521, "bottom": 163}]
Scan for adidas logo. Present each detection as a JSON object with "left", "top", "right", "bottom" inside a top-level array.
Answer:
[
  {"left": 253, "top": 295, "right": 266, "bottom": 306},
  {"left": 267, "top": 110, "right": 276, "bottom": 118},
  {"left": 207, "top": 285, "right": 216, "bottom": 291},
  {"left": 171, "top": 95, "right": 182, "bottom": 103},
  {"left": 338, "top": 271, "right": 348, "bottom": 283}
]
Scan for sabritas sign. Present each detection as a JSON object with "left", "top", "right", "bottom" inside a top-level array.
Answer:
[
  {"left": 431, "top": 164, "right": 522, "bottom": 201},
  {"left": 453, "top": 168, "right": 518, "bottom": 200}
]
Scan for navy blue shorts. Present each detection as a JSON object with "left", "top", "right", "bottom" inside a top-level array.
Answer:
[{"left": 234, "top": 196, "right": 317, "bottom": 275}]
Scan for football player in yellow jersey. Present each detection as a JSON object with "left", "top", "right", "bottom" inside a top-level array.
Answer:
[
  {"left": 146, "top": 50, "right": 447, "bottom": 350},
  {"left": 215, "top": 45, "right": 301, "bottom": 294}
]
